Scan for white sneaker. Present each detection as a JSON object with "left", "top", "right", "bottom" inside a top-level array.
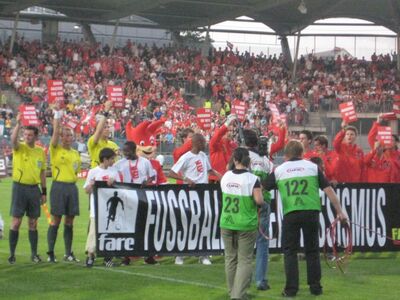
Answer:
[
  {"left": 199, "top": 256, "right": 212, "bottom": 265},
  {"left": 175, "top": 256, "right": 184, "bottom": 265}
]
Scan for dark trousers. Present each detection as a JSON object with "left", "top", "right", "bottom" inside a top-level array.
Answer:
[{"left": 282, "top": 210, "right": 321, "bottom": 295}]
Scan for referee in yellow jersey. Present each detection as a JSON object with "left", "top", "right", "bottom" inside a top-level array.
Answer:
[
  {"left": 46, "top": 107, "right": 81, "bottom": 263},
  {"left": 87, "top": 100, "right": 119, "bottom": 168},
  {"left": 9, "top": 114, "right": 47, "bottom": 264}
]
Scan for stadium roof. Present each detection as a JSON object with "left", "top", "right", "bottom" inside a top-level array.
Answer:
[{"left": 0, "top": 0, "right": 400, "bottom": 34}]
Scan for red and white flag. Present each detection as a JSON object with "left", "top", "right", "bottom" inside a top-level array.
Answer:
[
  {"left": 268, "top": 103, "right": 281, "bottom": 123},
  {"left": 231, "top": 100, "right": 246, "bottom": 121},
  {"left": 47, "top": 80, "right": 64, "bottom": 104},
  {"left": 19, "top": 105, "right": 40, "bottom": 126},
  {"left": 381, "top": 112, "right": 397, "bottom": 121},
  {"left": 393, "top": 101, "right": 400, "bottom": 118},
  {"left": 107, "top": 85, "right": 124, "bottom": 108},
  {"left": 63, "top": 116, "right": 80, "bottom": 129},
  {"left": 377, "top": 126, "right": 393, "bottom": 147},
  {"left": 339, "top": 101, "right": 357, "bottom": 123},
  {"left": 196, "top": 108, "right": 212, "bottom": 130},
  {"left": 226, "top": 41, "right": 234, "bottom": 50}
]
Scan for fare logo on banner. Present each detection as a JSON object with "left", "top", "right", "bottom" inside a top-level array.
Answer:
[
  {"left": 339, "top": 101, "right": 357, "bottom": 123},
  {"left": 377, "top": 126, "right": 393, "bottom": 147},
  {"left": 19, "top": 105, "right": 40, "bottom": 126},
  {"left": 196, "top": 108, "right": 212, "bottom": 130},
  {"left": 231, "top": 100, "right": 246, "bottom": 121},
  {"left": 47, "top": 80, "right": 64, "bottom": 104},
  {"left": 107, "top": 86, "right": 124, "bottom": 108}
]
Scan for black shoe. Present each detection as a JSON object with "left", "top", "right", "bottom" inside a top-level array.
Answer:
[
  {"left": 257, "top": 283, "right": 270, "bottom": 291},
  {"left": 86, "top": 256, "right": 94, "bottom": 268},
  {"left": 8, "top": 255, "right": 16, "bottom": 264},
  {"left": 144, "top": 256, "right": 159, "bottom": 265},
  {"left": 310, "top": 288, "right": 323, "bottom": 296},
  {"left": 47, "top": 251, "right": 57, "bottom": 263},
  {"left": 31, "top": 254, "right": 42, "bottom": 263},
  {"left": 120, "top": 257, "right": 130, "bottom": 266},
  {"left": 281, "top": 290, "right": 297, "bottom": 297}
]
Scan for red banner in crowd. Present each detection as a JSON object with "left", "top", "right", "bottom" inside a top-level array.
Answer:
[
  {"left": 339, "top": 101, "right": 357, "bottom": 123},
  {"left": 377, "top": 126, "right": 393, "bottom": 147},
  {"left": 47, "top": 80, "right": 64, "bottom": 104},
  {"left": 19, "top": 105, "right": 40, "bottom": 126},
  {"left": 393, "top": 101, "right": 400, "bottom": 118},
  {"left": 196, "top": 108, "right": 211, "bottom": 130},
  {"left": 231, "top": 100, "right": 246, "bottom": 121},
  {"left": 107, "top": 86, "right": 124, "bottom": 108}
]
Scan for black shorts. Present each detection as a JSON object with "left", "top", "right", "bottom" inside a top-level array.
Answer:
[
  {"left": 10, "top": 182, "right": 41, "bottom": 218},
  {"left": 50, "top": 181, "right": 80, "bottom": 216}
]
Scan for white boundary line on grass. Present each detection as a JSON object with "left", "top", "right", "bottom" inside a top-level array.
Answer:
[
  {"left": 93, "top": 266, "right": 225, "bottom": 290},
  {"left": 0, "top": 249, "right": 282, "bottom": 299}
]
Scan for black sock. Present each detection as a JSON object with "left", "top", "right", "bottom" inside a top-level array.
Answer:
[
  {"left": 9, "top": 229, "right": 19, "bottom": 256},
  {"left": 28, "top": 230, "right": 38, "bottom": 256},
  {"left": 64, "top": 224, "right": 73, "bottom": 256},
  {"left": 47, "top": 225, "right": 59, "bottom": 253}
]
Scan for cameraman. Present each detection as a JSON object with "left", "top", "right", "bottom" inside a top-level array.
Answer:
[{"left": 242, "top": 129, "right": 274, "bottom": 291}]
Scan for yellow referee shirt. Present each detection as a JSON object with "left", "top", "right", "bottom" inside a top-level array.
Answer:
[
  {"left": 12, "top": 143, "right": 46, "bottom": 185},
  {"left": 50, "top": 144, "right": 81, "bottom": 183},
  {"left": 87, "top": 136, "right": 119, "bottom": 168}
]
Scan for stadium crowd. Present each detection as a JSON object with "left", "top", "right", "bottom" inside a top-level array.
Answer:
[
  {"left": 1, "top": 36, "right": 399, "bottom": 300},
  {"left": 0, "top": 37, "right": 398, "bottom": 144}
]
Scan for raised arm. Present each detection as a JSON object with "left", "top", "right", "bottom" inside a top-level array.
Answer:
[
  {"left": 92, "top": 100, "right": 112, "bottom": 145},
  {"left": 11, "top": 113, "right": 21, "bottom": 150},
  {"left": 51, "top": 106, "right": 63, "bottom": 147}
]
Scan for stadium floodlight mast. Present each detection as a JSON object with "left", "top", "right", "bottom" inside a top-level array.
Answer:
[{"left": 298, "top": 0, "right": 307, "bottom": 14}]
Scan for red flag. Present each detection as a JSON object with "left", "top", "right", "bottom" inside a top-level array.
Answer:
[
  {"left": 377, "top": 126, "right": 393, "bottom": 147},
  {"left": 196, "top": 108, "right": 212, "bottom": 130},
  {"left": 19, "top": 105, "right": 40, "bottom": 126},
  {"left": 231, "top": 100, "right": 246, "bottom": 121},
  {"left": 107, "top": 85, "right": 124, "bottom": 108},
  {"left": 339, "top": 101, "right": 357, "bottom": 123},
  {"left": 47, "top": 80, "right": 64, "bottom": 104},
  {"left": 393, "top": 101, "right": 400, "bottom": 118}
]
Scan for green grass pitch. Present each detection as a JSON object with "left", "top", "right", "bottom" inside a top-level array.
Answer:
[{"left": 0, "top": 177, "right": 399, "bottom": 300}]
